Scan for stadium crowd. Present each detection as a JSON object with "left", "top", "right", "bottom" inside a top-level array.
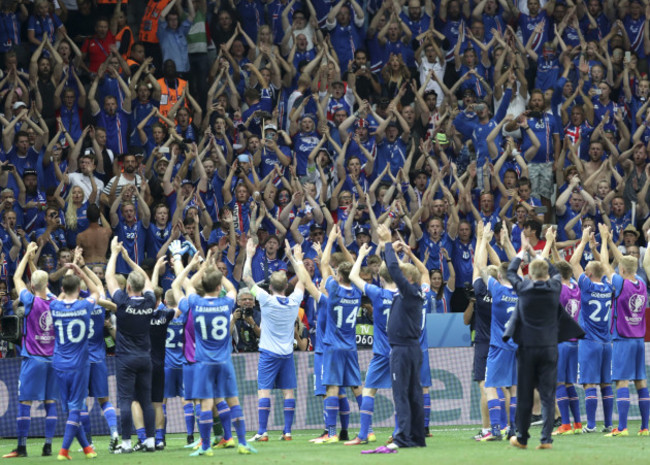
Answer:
[{"left": 1, "top": 0, "right": 650, "bottom": 457}]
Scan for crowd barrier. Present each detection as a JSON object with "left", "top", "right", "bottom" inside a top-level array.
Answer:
[{"left": 1, "top": 345, "right": 648, "bottom": 437}]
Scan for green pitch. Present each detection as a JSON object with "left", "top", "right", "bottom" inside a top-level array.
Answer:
[{"left": 2, "top": 422, "right": 646, "bottom": 464}]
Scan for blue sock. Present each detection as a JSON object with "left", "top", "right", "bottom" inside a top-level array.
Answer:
[
  {"left": 75, "top": 424, "right": 90, "bottom": 449},
  {"left": 136, "top": 427, "right": 146, "bottom": 443},
  {"left": 601, "top": 385, "right": 614, "bottom": 428},
  {"left": 616, "top": 387, "right": 630, "bottom": 430},
  {"left": 230, "top": 405, "right": 247, "bottom": 446},
  {"left": 585, "top": 387, "right": 598, "bottom": 429},
  {"left": 283, "top": 399, "right": 295, "bottom": 434},
  {"left": 556, "top": 385, "right": 570, "bottom": 424},
  {"left": 566, "top": 385, "right": 581, "bottom": 423},
  {"left": 155, "top": 429, "right": 164, "bottom": 442},
  {"left": 423, "top": 393, "right": 431, "bottom": 428},
  {"left": 198, "top": 410, "right": 212, "bottom": 451},
  {"left": 101, "top": 402, "right": 118, "bottom": 436},
  {"left": 324, "top": 396, "right": 338, "bottom": 437},
  {"left": 338, "top": 397, "right": 350, "bottom": 431},
  {"left": 80, "top": 409, "right": 91, "bottom": 443},
  {"left": 61, "top": 410, "right": 80, "bottom": 451},
  {"left": 497, "top": 390, "right": 507, "bottom": 429},
  {"left": 355, "top": 395, "right": 362, "bottom": 409},
  {"left": 358, "top": 396, "right": 374, "bottom": 440},
  {"left": 17, "top": 403, "right": 31, "bottom": 447},
  {"left": 217, "top": 401, "right": 232, "bottom": 440},
  {"left": 162, "top": 404, "right": 167, "bottom": 437},
  {"left": 183, "top": 403, "right": 195, "bottom": 435},
  {"left": 638, "top": 387, "right": 650, "bottom": 430},
  {"left": 257, "top": 398, "right": 271, "bottom": 435},
  {"left": 509, "top": 397, "right": 517, "bottom": 429},
  {"left": 487, "top": 399, "right": 501, "bottom": 435},
  {"left": 44, "top": 403, "right": 57, "bottom": 444}
]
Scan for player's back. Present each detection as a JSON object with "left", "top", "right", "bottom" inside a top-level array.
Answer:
[
  {"left": 363, "top": 283, "right": 395, "bottom": 356},
  {"left": 487, "top": 277, "right": 518, "bottom": 350},
  {"left": 183, "top": 294, "right": 235, "bottom": 363},
  {"left": 182, "top": 308, "right": 196, "bottom": 363},
  {"left": 150, "top": 305, "right": 175, "bottom": 365},
  {"left": 611, "top": 274, "right": 647, "bottom": 339},
  {"left": 419, "top": 285, "right": 433, "bottom": 351},
  {"left": 88, "top": 303, "right": 106, "bottom": 363},
  {"left": 324, "top": 277, "right": 362, "bottom": 351},
  {"left": 165, "top": 316, "right": 185, "bottom": 368},
  {"left": 578, "top": 274, "right": 613, "bottom": 342},
  {"left": 258, "top": 289, "right": 303, "bottom": 355},
  {"left": 19, "top": 290, "right": 55, "bottom": 358},
  {"left": 50, "top": 298, "right": 94, "bottom": 369}
]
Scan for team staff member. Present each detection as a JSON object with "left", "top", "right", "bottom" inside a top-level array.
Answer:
[
  {"left": 505, "top": 228, "right": 584, "bottom": 450},
  {"left": 365, "top": 225, "right": 427, "bottom": 453},
  {"left": 106, "top": 237, "right": 159, "bottom": 454}
]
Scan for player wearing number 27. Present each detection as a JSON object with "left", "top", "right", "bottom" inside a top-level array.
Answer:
[
  {"left": 570, "top": 226, "right": 614, "bottom": 433},
  {"left": 49, "top": 259, "right": 103, "bottom": 460}
]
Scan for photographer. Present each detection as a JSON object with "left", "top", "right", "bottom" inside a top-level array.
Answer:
[{"left": 230, "top": 287, "right": 261, "bottom": 353}]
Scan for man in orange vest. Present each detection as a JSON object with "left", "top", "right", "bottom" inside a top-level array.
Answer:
[
  {"left": 157, "top": 59, "right": 187, "bottom": 117},
  {"left": 139, "top": 0, "right": 172, "bottom": 72}
]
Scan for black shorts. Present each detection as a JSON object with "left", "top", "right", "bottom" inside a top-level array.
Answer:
[
  {"left": 473, "top": 342, "right": 490, "bottom": 382},
  {"left": 151, "top": 363, "right": 165, "bottom": 403}
]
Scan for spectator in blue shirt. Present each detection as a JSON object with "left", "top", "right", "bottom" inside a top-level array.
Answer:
[{"left": 157, "top": 0, "right": 195, "bottom": 75}]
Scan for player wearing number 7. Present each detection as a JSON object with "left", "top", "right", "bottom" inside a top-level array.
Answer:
[
  {"left": 477, "top": 223, "right": 519, "bottom": 442},
  {"left": 569, "top": 226, "right": 615, "bottom": 433},
  {"left": 49, "top": 261, "right": 102, "bottom": 460}
]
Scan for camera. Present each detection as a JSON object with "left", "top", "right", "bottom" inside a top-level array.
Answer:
[
  {"left": 463, "top": 284, "right": 476, "bottom": 301},
  {"left": 349, "top": 62, "right": 359, "bottom": 73},
  {"left": 234, "top": 166, "right": 243, "bottom": 176},
  {"left": 243, "top": 307, "right": 254, "bottom": 318},
  {"left": 179, "top": 142, "right": 189, "bottom": 153}
]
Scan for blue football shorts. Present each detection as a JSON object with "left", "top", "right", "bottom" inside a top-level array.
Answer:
[
  {"left": 88, "top": 360, "right": 109, "bottom": 398},
  {"left": 484, "top": 345, "right": 517, "bottom": 388},
  {"left": 612, "top": 338, "right": 647, "bottom": 381},
  {"left": 578, "top": 338, "right": 612, "bottom": 385},
  {"left": 164, "top": 367, "right": 185, "bottom": 398},
  {"left": 257, "top": 350, "right": 297, "bottom": 390},
  {"left": 18, "top": 357, "right": 58, "bottom": 402},
  {"left": 193, "top": 361, "right": 238, "bottom": 399},
  {"left": 322, "top": 349, "right": 362, "bottom": 387},
  {"left": 557, "top": 341, "right": 579, "bottom": 384}
]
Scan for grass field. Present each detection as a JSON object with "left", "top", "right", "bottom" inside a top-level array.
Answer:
[{"left": 2, "top": 422, "right": 647, "bottom": 464}]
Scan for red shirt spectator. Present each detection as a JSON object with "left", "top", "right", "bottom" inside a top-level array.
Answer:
[{"left": 82, "top": 18, "right": 116, "bottom": 73}]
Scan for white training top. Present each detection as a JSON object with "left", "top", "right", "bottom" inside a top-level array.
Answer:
[{"left": 254, "top": 287, "right": 304, "bottom": 356}]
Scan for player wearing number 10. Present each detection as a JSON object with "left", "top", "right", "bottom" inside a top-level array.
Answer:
[
  {"left": 570, "top": 228, "right": 614, "bottom": 433},
  {"left": 50, "top": 262, "right": 102, "bottom": 460}
]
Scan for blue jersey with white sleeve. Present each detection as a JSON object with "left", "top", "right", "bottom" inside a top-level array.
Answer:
[
  {"left": 179, "top": 293, "right": 235, "bottom": 363},
  {"left": 363, "top": 283, "right": 395, "bottom": 357},
  {"left": 165, "top": 316, "right": 185, "bottom": 369},
  {"left": 50, "top": 298, "right": 95, "bottom": 370},
  {"left": 88, "top": 302, "right": 106, "bottom": 363},
  {"left": 324, "top": 276, "right": 362, "bottom": 351},
  {"left": 578, "top": 274, "right": 613, "bottom": 342},
  {"left": 487, "top": 277, "right": 518, "bottom": 350}
]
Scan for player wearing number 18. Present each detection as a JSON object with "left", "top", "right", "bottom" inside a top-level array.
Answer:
[
  {"left": 569, "top": 226, "right": 614, "bottom": 433},
  {"left": 50, "top": 262, "right": 102, "bottom": 460},
  {"left": 172, "top": 252, "right": 257, "bottom": 456}
]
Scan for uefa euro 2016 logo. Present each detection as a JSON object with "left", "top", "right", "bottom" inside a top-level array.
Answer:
[
  {"left": 566, "top": 299, "right": 580, "bottom": 319},
  {"left": 628, "top": 294, "right": 646, "bottom": 314},
  {"left": 39, "top": 311, "right": 53, "bottom": 332}
]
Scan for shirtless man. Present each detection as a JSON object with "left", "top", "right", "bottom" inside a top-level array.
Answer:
[{"left": 76, "top": 204, "right": 112, "bottom": 268}]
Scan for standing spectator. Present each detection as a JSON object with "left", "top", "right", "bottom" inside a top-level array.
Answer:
[
  {"left": 88, "top": 68, "right": 132, "bottom": 156},
  {"left": 157, "top": 0, "right": 195, "bottom": 78},
  {"left": 326, "top": 0, "right": 365, "bottom": 73},
  {"left": 81, "top": 17, "right": 116, "bottom": 75},
  {"left": 27, "top": 0, "right": 66, "bottom": 51}
]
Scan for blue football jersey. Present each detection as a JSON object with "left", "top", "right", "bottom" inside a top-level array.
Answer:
[
  {"left": 324, "top": 276, "right": 362, "bottom": 351},
  {"left": 88, "top": 303, "right": 106, "bottom": 363},
  {"left": 578, "top": 274, "right": 613, "bottom": 342},
  {"left": 487, "top": 277, "right": 518, "bottom": 350},
  {"left": 51, "top": 298, "right": 95, "bottom": 370},
  {"left": 363, "top": 283, "right": 395, "bottom": 357},
  {"left": 179, "top": 293, "right": 235, "bottom": 363},
  {"left": 165, "top": 317, "right": 185, "bottom": 369}
]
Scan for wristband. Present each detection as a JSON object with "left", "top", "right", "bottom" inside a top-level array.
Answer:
[
  {"left": 172, "top": 254, "right": 183, "bottom": 262},
  {"left": 522, "top": 126, "right": 530, "bottom": 130}
]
